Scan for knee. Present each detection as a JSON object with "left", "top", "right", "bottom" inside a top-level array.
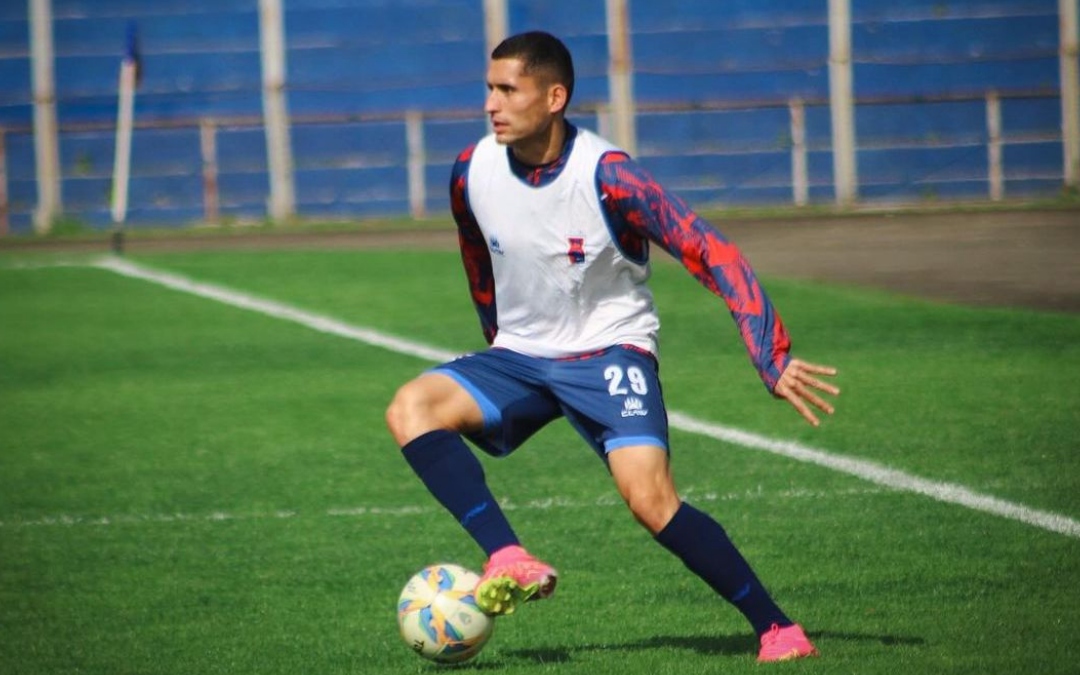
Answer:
[
  {"left": 623, "top": 487, "right": 681, "bottom": 535},
  {"left": 386, "top": 375, "right": 478, "bottom": 447},
  {"left": 385, "top": 381, "right": 432, "bottom": 447}
]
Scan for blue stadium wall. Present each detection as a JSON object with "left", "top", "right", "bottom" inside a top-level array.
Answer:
[{"left": 0, "top": 0, "right": 1067, "bottom": 233}]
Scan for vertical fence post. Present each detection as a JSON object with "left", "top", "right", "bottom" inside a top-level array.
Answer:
[
  {"left": 986, "top": 91, "right": 1004, "bottom": 201},
  {"left": 29, "top": 0, "right": 61, "bottom": 233},
  {"left": 259, "top": 0, "right": 296, "bottom": 223},
  {"left": 405, "top": 110, "right": 426, "bottom": 220},
  {"left": 828, "top": 0, "right": 858, "bottom": 206},
  {"left": 200, "top": 118, "right": 220, "bottom": 225},
  {"left": 789, "top": 98, "right": 809, "bottom": 206},
  {"left": 595, "top": 105, "right": 613, "bottom": 141},
  {"left": 482, "top": 0, "right": 508, "bottom": 134},
  {"left": 483, "top": 0, "right": 508, "bottom": 55},
  {"left": 1060, "top": 0, "right": 1080, "bottom": 188},
  {"left": 605, "top": 0, "right": 637, "bottom": 155}
]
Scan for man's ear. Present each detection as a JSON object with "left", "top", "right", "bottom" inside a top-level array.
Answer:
[{"left": 548, "top": 83, "right": 568, "bottom": 115}]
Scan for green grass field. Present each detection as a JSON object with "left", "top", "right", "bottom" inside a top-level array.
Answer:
[{"left": 1, "top": 246, "right": 1078, "bottom": 675}]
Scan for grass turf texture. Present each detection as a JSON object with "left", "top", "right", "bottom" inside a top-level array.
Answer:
[{"left": 1, "top": 249, "right": 1078, "bottom": 674}]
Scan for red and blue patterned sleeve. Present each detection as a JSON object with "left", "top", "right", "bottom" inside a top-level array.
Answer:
[
  {"left": 596, "top": 151, "right": 791, "bottom": 392},
  {"left": 450, "top": 145, "right": 498, "bottom": 344}
]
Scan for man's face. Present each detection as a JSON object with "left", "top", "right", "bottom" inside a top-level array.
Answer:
[{"left": 484, "top": 58, "right": 557, "bottom": 146}]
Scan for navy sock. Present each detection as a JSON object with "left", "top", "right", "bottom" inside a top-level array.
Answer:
[
  {"left": 401, "top": 429, "right": 519, "bottom": 556},
  {"left": 655, "top": 502, "right": 791, "bottom": 636}
]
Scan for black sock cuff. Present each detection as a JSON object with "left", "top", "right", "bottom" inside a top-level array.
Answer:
[
  {"left": 655, "top": 501, "right": 692, "bottom": 550},
  {"left": 401, "top": 429, "right": 465, "bottom": 473}
]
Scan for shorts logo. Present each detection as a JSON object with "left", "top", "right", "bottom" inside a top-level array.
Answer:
[
  {"left": 621, "top": 396, "right": 649, "bottom": 417},
  {"left": 489, "top": 236, "right": 504, "bottom": 256}
]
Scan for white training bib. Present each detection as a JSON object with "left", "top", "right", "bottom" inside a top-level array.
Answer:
[{"left": 465, "top": 128, "right": 660, "bottom": 358}]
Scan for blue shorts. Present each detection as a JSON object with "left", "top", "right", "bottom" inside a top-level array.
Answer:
[{"left": 431, "top": 345, "right": 669, "bottom": 459}]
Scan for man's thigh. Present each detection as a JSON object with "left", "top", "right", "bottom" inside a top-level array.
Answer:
[
  {"left": 431, "top": 349, "right": 562, "bottom": 456},
  {"left": 550, "top": 346, "right": 670, "bottom": 457}
]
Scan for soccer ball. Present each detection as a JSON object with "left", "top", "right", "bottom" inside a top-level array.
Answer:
[{"left": 396, "top": 563, "right": 494, "bottom": 663}]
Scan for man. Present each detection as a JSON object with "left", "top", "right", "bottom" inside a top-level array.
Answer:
[{"left": 385, "top": 31, "right": 839, "bottom": 662}]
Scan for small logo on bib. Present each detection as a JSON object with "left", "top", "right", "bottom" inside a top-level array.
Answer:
[{"left": 567, "top": 237, "right": 585, "bottom": 264}]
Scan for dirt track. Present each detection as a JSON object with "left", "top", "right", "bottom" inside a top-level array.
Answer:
[
  {"left": 715, "top": 209, "right": 1080, "bottom": 313},
  {"left": 4, "top": 208, "right": 1078, "bottom": 312}
]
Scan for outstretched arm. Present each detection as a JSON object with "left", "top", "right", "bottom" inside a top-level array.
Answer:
[
  {"left": 596, "top": 151, "right": 838, "bottom": 424},
  {"left": 450, "top": 145, "right": 498, "bottom": 345}
]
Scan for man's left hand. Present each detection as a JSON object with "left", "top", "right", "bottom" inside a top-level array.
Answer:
[{"left": 774, "top": 358, "right": 840, "bottom": 427}]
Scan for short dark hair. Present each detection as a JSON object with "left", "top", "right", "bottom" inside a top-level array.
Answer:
[{"left": 491, "top": 31, "right": 575, "bottom": 107}]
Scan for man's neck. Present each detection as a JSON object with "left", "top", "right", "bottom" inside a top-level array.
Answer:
[{"left": 510, "top": 118, "right": 567, "bottom": 166}]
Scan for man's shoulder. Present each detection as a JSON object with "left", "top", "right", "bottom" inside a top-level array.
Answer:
[
  {"left": 454, "top": 139, "right": 479, "bottom": 164},
  {"left": 573, "top": 126, "right": 621, "bottom": 156},
  {"left": 457, "top": 134, "right": 501, "bottom": 165}
]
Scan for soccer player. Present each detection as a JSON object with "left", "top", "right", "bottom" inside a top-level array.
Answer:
[{"left": 386, "top": 31, "right": 839, "bottom": 662}]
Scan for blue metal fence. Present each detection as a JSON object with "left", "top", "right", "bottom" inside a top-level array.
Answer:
[{"left": 0, "top": 0, "right": 1067, "bottom": 233}]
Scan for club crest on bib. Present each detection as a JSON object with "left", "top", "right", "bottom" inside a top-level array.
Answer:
[{"left": 567, "top": 237, "right": 585, "bottom": 264}]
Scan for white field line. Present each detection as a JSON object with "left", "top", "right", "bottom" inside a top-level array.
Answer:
[
  {"left": 669, "top": 413, "right": 1080, "bottom": 538},
  {"left": 0, "top": 486, "right": 884, "bottom": 529},
  {"left": 94, "top": 257, "right": 456, "bottom": 364},
  {"left": 31, "top": 255, "right": 1070, "bottom": 540}
]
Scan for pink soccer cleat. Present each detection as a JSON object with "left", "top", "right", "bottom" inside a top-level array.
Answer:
[
  {"left": 757, "top": 623, "right": 819, "bottom": 662},
  {"left": 474, "top": 545, "right": 558, "bottom": 616}
]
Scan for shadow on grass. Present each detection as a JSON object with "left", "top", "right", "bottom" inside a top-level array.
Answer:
[
  {"left": 810, "top": 629, "right": 926, "bottom": 647},
  {"left": 499, "top": 630, "right": 925, "bottom": 665}
]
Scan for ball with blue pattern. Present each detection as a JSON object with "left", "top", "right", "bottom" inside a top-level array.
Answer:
[{"left": 397, "top": 563, "right": 494, "bottom": 663}]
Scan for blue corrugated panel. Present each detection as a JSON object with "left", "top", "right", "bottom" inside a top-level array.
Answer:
[
  {"left": 858, "top": 180, "right": 990, "bottom": 202},
  {"left": 287, "top": 84, "right": 480, "bottom": 116},
  {"left": 0, "top": 60, "right": 31, "bottom": 126},
  {"left": 634, "top": 69, "right": 828, "bottom": 104},
  {"left": 51, "top": 0, "right": 259, "bottom": 17},
  {"left": 424, "top": 163, "right": 454, "bottom": 208},
  {"left": 631, "top": 0, "right": 825, "bottom": 29},
  {"left": 856, "top": 101, "right": 988, "bottom": 146},
  {"left": 852, "top": 0, "right": 1056, "bottom": 21},
  {"left": 3, "top": 131, "right": 36, "bottom": 181},
  {"left": 57, "top": 172, "right": 203, "bottom": 225},
  {"left": 853, "top": 15, "right": 1056, "bottom": 61},
  {"left": 1005, "top": 177, "right": 1063, "bottom": 197},
  {"left": 287, "top": 40, "right": 484, "bottom": 114},
  {"left": 287, "top": 1, "right": 483, "bottom": 44},
  {"left": 1001, "top": 97, "right": 1061, "bottom": 138},
  {"left": 857, "top": 145, "right": 991, "bottom": 201},
  {"left": 634, "top": 26, "right": 827, "bottom": 71},
  {"left": 854, "top": 59, "right": 1058, "bottom": 98},
  {"left": 0, "top": 17, "right": 29, "bottom": 50},
  {"left": 636, "top": 108, "right": 791, "bottom": 156},
  {"left": 424, "top": 118, "right": 489, "bottom": 162},
  {"left": 216, "top": 128, "right": 269, "bottom": 173},
  {"left": 853, "top": 15, "right": 1059, "bottom": 96},
  {"left": 6, "top": 173, "right": 38, "bottom": 233},
  {"left": 218, "top": 172, "right": 269, "bottom": 211},
  {"left": 1004, "top": 141, "right": 1063, "bottom": 177},
  {"left": 805, "top": 149, "right": 836, "bottom": 192},
  {"left": 640, "top": 151, "right": 791, "bottom": 199},
  {"left": 801, "top": 104, "right": 833, "bottom": 150},
  {"left": 292, "top": 122, "right": 406, "bottom": 171},
  {"left": 296, "top": 165, "right": 410, "bottom": 218},
  {"left": 508, "top": 0, "right": 607, "bottom": 36}
]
